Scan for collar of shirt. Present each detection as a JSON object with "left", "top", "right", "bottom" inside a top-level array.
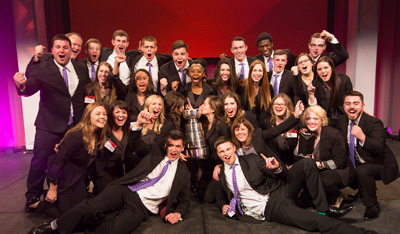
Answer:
[
  {"left": 263, "top": 50, "right": 274, "bottom": 61},
  {"left": 348, "top": 116, "right": 361, "bottom": 126},
  {"left": 234, "top": 57, "right": 248, "bottom": 66},
  {"left": 272, "top": 70, "right": 284, "bottom": 77},
  {"left": 224, "top": 156, "right": 240, "bottom": 171},
  {"left": 174, "top": 61, "right": 189, "bottom": 72},
  {"left": 140, "top": 56, "right": 157, "bottom": 67},
  {"left": 86, "top": 60, "right": 99, "bottom": 67},
  {"left": 54, "top": 58, "right": 72, "bottom": 72}
]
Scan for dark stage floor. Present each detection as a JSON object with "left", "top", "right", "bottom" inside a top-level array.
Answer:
[{"left": 1, "top": 139, "right": 400, "bottom": 234}]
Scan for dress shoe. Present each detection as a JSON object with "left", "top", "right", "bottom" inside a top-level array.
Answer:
[
  {"left": 364, "top": 203, "right": 380, "bottom": 220},
  {"left": 326, "top": 205, "right": 354, "bottom": 218},
  {"left": 27, "top": 221, "right": 58, "bottom": 234},
  {"left": 25, "top": 196, "right": 40, "bottom": 212}
]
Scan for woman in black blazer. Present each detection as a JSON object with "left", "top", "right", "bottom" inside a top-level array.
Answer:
[
  {"left": 310, "top": 56, "right": 353, "bottom": 127},
  {"left": 292, "top": 53, "right": 318, "bottom": 109},
  {"left": 84, "top": 62, "right": 119, "bottom": 107},
  {"left": 222, "top": 91, "right": 259, "bottom": 128},
  {"left": 92, "top": 100, "right": 130, "bottom": 194},
  {"left": 29, "top": 102, "right": 108, "bottom": 217},
  {"left": 296, "top": 105, "right": 353, "bottom": 207},
  {"left": 209, "top": 58, "right": 240, "bottom": 99}
]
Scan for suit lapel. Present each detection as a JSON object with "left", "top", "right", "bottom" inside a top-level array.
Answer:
[{"left": 49, "top": 60, "right": 70, "bottom": 95}]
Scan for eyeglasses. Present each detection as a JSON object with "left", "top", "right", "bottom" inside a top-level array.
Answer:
[
  {"left": 273, "top": 103, "right": 286, "bottom": 108},
  {"left": 298, "top": 59, "right": 310, "bottom": 65},
  {"left": 309, "top": 43, "right": 325, "bottom": 48}
]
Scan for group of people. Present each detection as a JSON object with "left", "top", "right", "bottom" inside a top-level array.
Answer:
[{"left": 13, "top": 29, "right": 398, "bottom": 234}]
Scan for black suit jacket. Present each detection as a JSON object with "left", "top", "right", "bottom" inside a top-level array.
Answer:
[
  {"left": 267, "top": 69, "right": 295, "bottom": 100},
  {"left": 99, "top": 48, "right": 140, "bottom": 74},
  {"left": 229, "top": 56, "right": 258, "bottom": 79},
  {"left": 19, "top": 59, "right": 91, "bottom": 133},
  {"left": 130, "top": 54, "right": 172, "bottom": 77},
  {"left": 113, "top": 130, "right": 190, "bottom": 217},
  {"left": 337, "top": 113, "right": 399, "bottom": 184},
  {"left": 159, "top": 60, "right": 192, "bottom": 94},
  {"left": 254, "top": 49, "right": 296, "bottom": 70},
  {"left": 322, "top": 42, "right": 349, "bottom": 67},
  {"left": 216, "top": 153, "right": 286, "bottom": 222}
]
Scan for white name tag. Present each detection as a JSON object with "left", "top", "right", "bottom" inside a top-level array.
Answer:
[
  {"left": 287, "top": 130, "right": 298, "bottom": 138},
  {"left": 105, "top": 139, "right": 118, "bottom": 152},
  {"left": 84, "top": 96, "right": 95, "bottom": 103}
]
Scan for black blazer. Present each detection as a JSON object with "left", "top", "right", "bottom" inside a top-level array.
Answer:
[
  {"left": 292, "top": 74, "right": 319, "bottom": 109},
  {"left": 130, "top": 54, "right": 172, "bottom": 77},
  {"left": 243, "top": 110, "right": 259, "bottom": 129},
  {"left": 254, "top": 49, "right": 296, "bottom": 70},
  {"left": 47, "top": 130, "right": 92, "bottom": 193},
  {"left": 19, "top": 59, "right": 91, "bottom": 133},
  {"left": 114, "top": 130, "right": 190, "bottom": 217},
  {"left": 317, "top": 127, "right": 352, "bottom": 186},
  {"left": 180, "top": 82, "right": 216, "bottom": 109},
  {"left": 322, "top": 42, "right": 349, "bottom": 67},
  {"left": 267, "top": 69, "right": 295, "bottom": 101},
  {"left": 215, "top": 153, "right": 286, "bottom": 222},
  {"left": 203, "top": 120, "right": 231, "bottom": 163},
  {"left": 337, "top": 113, "right": 399, "bottom": 184},
  {"left": 159, "top": 59, "right": 192, "bottom": 94}
]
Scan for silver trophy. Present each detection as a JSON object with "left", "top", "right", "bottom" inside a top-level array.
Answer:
[{"left": 182, "top": 109, "right": 208, "bottom": 160}]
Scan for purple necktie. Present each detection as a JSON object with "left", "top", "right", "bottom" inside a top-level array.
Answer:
[
  {"left": 238, "top": 63, "right": 245, "bottom": 80},
  {"left": 128, "top": 160, "right": 171, "bottom": 192},
  {"left": 91, "top": 63, "right": 96, "bottom": 81},
  {"left": 180, "top": 69, "right": 186, "bottom": 85},
  {"left": 273, "top": 74, "right": 279, "bottom": 96},
  {"left": 147, "top": 62, "right": 152, "bottom": 77},
  {"left": 268, "top": 57, "right": 273, "bottom": 72},
  {"left": 349, "top": 122, "right": 356, "bottom": 168},
  {"left": 62, "top": 67, "right": 73, "bottom": 125},
  {"left": 228, "top": 164, "right": 244, "bottom": 216}
]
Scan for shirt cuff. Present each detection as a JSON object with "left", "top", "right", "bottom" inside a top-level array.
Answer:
[
  {"left": 308, "top": 97, "right": 317, "bottom": 106},
  {"left": 329, "top": 37, "right": 339, "bottom": 44},
  {"left": 130, "top": 122, "right": 143, "bottom": 131},
  {"left": 273, "top": 166, "right": 283, "bottom": 174}
]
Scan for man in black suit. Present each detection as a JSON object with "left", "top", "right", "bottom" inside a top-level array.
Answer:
[
  {"left": 13, "top": 34, "right": 91, "bottom": 212},
  {"left": 131, "top": 36, "right": 172, "bottom": 92},
  {"left": 229, "top": 37, "right": 257, "bottom": 81},
  {"left": 254, "top": 32, "right": 295, "bottom": 71},
  {"left": 28, "top": 130, "right": 190, "bottom": 234},
  {"left": 268, "top": 49, "right": 295, "bottom": 100},
  {"left": 338, "top": 91, "right": 399, "bottom": 220},
  {"left": 159, "top": 40, "right": 191, "bottom": 95},
  {"left": 80, "top": 38, "right": 102, "bottom": 81},
  {"left": 99, "top": 30, "right": 139, "bottom": 85},
  {"left": 214, "top": 137, "right": 375, "bottom": 233}
]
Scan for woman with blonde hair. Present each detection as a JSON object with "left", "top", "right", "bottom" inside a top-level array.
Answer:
[{"left": 30, "top": 102, "right": 108, "bottom": 217}]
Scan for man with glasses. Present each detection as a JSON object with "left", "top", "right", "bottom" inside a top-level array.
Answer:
[{"left": 308, "top": 30, "right": 348, "bottom": 66}]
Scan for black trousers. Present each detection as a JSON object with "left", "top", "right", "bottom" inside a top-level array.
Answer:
[
  {"left": 26, "top": 128, "right": 65, "bottom": 201},
  {"left": 57, "top": 184, "right": 148, "bottom": 234},
  {"left": 355, "top": 163, "right": 382, "bottom": 207},
  {"left": 265, "top": 159, "right": 374, "bottom": 234},
  {"left": 319, "top": 169, "right": 346, "bottom": 205}
]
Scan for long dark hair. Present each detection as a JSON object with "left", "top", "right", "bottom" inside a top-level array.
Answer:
[
  {"left": 130, "top": 68, "right": 155, "bottom": 95},
  {"left": 108, "top": 100, "right": 130, "bottom": 134},
  {"left": 212, "top": 58, "right": 239, "bottom": 92},
  {"left": 164, "top": 91, "right": 185, "bottom": 128}
]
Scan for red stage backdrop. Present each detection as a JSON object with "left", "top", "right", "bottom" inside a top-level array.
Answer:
[{"left": 69, "top": 0, "right": 327, "bottom": 59}]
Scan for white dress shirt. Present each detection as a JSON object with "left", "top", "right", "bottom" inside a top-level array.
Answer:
[
  {"left": 347, "top": 118, "right": 366, "bottom": 164},
  {"left": 224, "top": 157, "right": 269, "bottom": 219},
  {"left": 135, "top": 56, "right": 159, "bottom": 91},
  {"left": 137, "top": 157, "right": 178, "bottom": 214},
  {"left": 54, "top": 59, "right": 78, "bottom": 118},
  {"left": 173, "top": 62, "right": 190, "bottom": 84},
  {"left": 234, "top": 57, "right": 249, "bottom": 79},
  {"left": 86, "top": 60, "right": 99, "bottom": 81},
  {"left": 107, "top": 50, "right": 131, "bottom": 85},
  {"left": 263, "top": 50, "right": 274, "bottom": 72},
  {"left": 270, "top": 70, "right": 284, "bottom": 93}
]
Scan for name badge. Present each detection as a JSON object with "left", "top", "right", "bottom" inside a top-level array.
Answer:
[
  {"left": 85, "top": 96, "right": 95, "bottom": 103},
  {"left": 286, "top": 130, "right": 298, "bottom": 138},
  {"left": 105, "top": 139, "right": 118, "bottom": 152}
]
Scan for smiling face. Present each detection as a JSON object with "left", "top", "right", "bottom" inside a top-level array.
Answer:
[
  {"left": 231, "top": 40, "right": 248, "bottom": 62},
  {"left": 90, "top": 106, "right": 107, "bottom": 130},
  {"left": 112, "top": 35, "right": 129, "bottom": 55},
  {"left": 258, "top": 39, "right": 273, "bottom": 57},
  {"left": 189, "top": 64, "right": 204, "bottom": 83},
  {"left": 224, "top": 97, "right": 238, "bottom": 118},
  {"left": 172, "top": 47, "right": 188, "bottom": 69},
  {"left": 97, "top": 64, "right": 110, "bottom": 84},
  {"left": 52, "top": 39, "right": 71, "bottom": 66},
  {"left": 142, "top": 40, "right": 157, "bottom": 62},
  {"left": 272, "top": 97, "right": 287, "bottom": 118},
  {"left": 308, "top": 37, "right": 326, "bottom": 59},
  {"left": 297, "top": 55, "right": 313, "bottom": 75},
  {"left": 220, "top": 63, "right": 231, "bottom": 82},
  {"left": 201, "top": 98, "right": 214, "bottom": 116},
  {"left": 112, "top": 106, "right": 128, "bottom": 128},
  {"left": 316, "top": 61, "right": 332, "bottom": 82},
  {"left": 148, "top": 97, "right": 163, "bottom": 119},
  {"left": 251, "top": 64, "right": 264, "bottom": 83},
  {"left": 344, "top": 95, "right": 365, "bottom": 121},
  {"left": 86, "top": 42, "right": 101, "bottom": 63},
  {"left": 68, "top": 35, "right": 83, "bottom": 59},
  {"left": 166, "top": 139, "right": 184, "bottom": 161},
  {"left": 305, "top": 111, "right": 322, "bottom": 133},
  {"left": 272, "top": 54, "right": 287, "bottom": 74},
  {"left": 234, "top": 123, "right": 249, "bottom": 145},
  {"left": 135, "top": 71, "right": 149, "bottom": 93},
  {"left": 216, "top": 141, "right": 237, "bottom": 166}
]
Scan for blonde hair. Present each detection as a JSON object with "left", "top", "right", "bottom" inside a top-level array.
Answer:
[
  {"left": 142, "top": 95, "right": 165, "bottom": 136},
  {"left": 301, "top": 105, "right": 328, "bottom": 127},
  {"left": 270, "top": 93, "right": 294, "bottom": 125},
  {"left": 60, "top": 102, "right": 108, "bottom": 154}
]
